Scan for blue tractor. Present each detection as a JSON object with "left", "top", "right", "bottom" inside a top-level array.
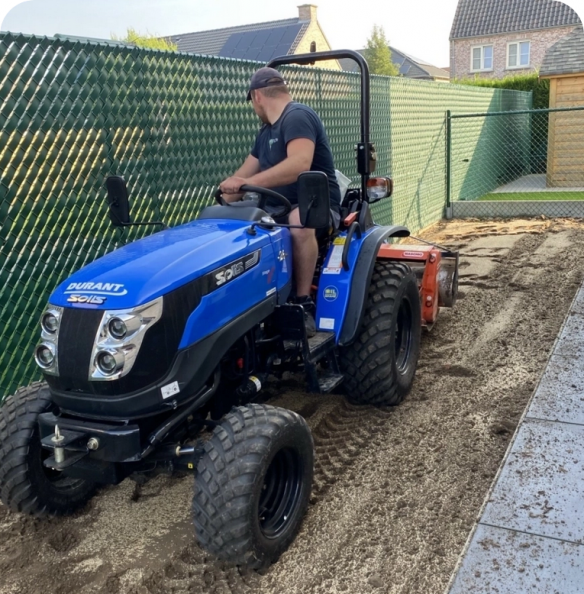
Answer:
[{"left": 0, "top": 51, "right": 458, "bottom": 568}]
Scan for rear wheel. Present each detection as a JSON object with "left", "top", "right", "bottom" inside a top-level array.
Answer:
[
  {"left": 0, "top": 382, "right": 96, "bottom": 515},
  {"left": 339, "top": 261, "right": 421, "bottom": 405},
  {"left": 193, "top": 404, "right": 313, "bottom": 568}
]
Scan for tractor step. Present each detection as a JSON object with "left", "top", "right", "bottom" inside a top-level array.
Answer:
[
  {"left": 318, "top": 372, "right": 344, "bottom": 393},
  {"left": 283, "top": 331, "right": 336, "bottom": 362},
  {"left": 275, "top": 304, "right": 342, "bottom": 394},
  {"left": 307, "top": 331, "right": 336, "bottom": 362},
  {"left": 276, "top": 306, "right": 336, "bottom": 358}
]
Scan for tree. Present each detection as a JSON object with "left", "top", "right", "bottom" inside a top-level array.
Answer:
[
  {"left": 363, "top": 25, "right": 399, "bottom": 76},
  {"left": 111, "top": 28, "right": 177, "bottom": 51}
]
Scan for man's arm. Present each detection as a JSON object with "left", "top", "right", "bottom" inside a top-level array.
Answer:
[
  {"left": 220, "top": 134, "right": 315, "bottom": 197},
  {"left": 220, "top": 154, "right": 261, "bottom": 201},
  {"left": 245, "top": 138, "right": 315, "bottom": 189},
  {"left": 234, "top": 154, "right": 262, "bottom": 179}
]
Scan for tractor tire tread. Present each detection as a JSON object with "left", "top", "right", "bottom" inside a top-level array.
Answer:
[
  {"left": 193, "top": 404, "right": 313, "bottom": 568},
  {"left": 340, "top": 261, "right": 420, "bottom": 406},
  {"left": 0, "top": 382, "right": 95, "bottom": 516}
]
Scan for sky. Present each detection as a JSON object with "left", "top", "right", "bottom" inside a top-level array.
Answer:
[{"left": 0, "top": 0, "right": 583, "bottom": 69}]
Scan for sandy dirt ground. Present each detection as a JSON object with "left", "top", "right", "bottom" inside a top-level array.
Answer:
[{"left": 2, "top": 218, "right": 584, "bottom": 594}]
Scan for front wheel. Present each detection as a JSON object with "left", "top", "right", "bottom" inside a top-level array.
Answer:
[
  {"left": 192, "top": 404, "right": 314, "bottom": 569},
  {"left": 0, "top": 382, "right": 96, "bottom": 515},
  {"left": 339, "top": 261, "right": 421, "bottom": 406}
]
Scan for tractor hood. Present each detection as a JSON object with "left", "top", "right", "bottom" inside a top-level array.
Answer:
[{"left": 49, "top": 220, "right": 272, "bottom": 310}]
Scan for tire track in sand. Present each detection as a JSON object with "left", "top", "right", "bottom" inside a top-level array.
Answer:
[
  {"left": 4, "top": 223, "right": 584, "bottom": 594},
  {"left": 124, "top": 397, "right": 396, "bottom": 594}
]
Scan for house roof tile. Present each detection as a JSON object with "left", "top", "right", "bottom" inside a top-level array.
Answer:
[
  {"left": 450, "top": 0, "right": 581, "bottom": 40},
  {"left": 339, "top": 48, "right": 450, "bottom": 80},
  {"left": 541, "top": 25, "right": 584, "bottom": 76}
]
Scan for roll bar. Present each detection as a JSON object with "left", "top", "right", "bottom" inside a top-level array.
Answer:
[{"left": 267, "top": 50, "right": 376, "bottom": 198}]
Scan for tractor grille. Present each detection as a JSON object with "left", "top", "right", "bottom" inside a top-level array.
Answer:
[
  {"left": 57, "top": 308, "right": 103, "bottom": 382},
  {"left": 46, "top": 278, "right": 204, "bottom": 397}
]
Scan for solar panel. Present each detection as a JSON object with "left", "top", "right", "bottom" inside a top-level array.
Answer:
[
  {"left": 281, "top": 25, "right": 301, "bottom": 44},
  {"left": 265, "top": 29, "right": 281, "bottom": 46},
  {"left": 251, "top": 30, "right": 270, "bottom": 50},
  {"left": 256, "top": 47, "right": 275, "bottom": 62},
  {"left": 219, "top": 33, "right": 243, "bottom": 57},
  {"left": 219, "top": 24, "right": 303, "bottom": 61}
]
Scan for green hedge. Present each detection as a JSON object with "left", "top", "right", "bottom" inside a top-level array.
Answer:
[{"left": 454, "top": 74, "right": 550, "bottom": 110}]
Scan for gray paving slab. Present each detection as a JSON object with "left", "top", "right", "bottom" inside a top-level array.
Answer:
[
  {"left": 492, "top": 173, "right": 584, "bottom": 193},
  {"left": 570, "top": 289, "right": 584, "bottom": 316},
  {"left": 447, "top": 281, "right": 584, "bottom": 594},
  {"left": 452, "top": 201, "right": 584, "bottom": 219},
  {"left": 527, "top": 355, "right": 584, "bottom": 424},
  {"left": 482, "top": 419, "right": 584, "bottom": 543},
  {"left": 449, "top": 524, "right": 584, "bottom": 594},
  {"left": 552, "top": 312, "right": 584, "bottom": 358}
]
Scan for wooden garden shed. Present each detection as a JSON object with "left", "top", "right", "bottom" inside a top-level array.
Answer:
[{"left": 540, "top": 26, "right": 584, "bottom": 188}]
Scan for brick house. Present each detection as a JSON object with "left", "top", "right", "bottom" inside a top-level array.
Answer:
[
  {"left": 449, "top": 0, "right": 581, "bottom": 80},
  {"left": 165, "top": 4, "right": 340, "bottom": 70}
]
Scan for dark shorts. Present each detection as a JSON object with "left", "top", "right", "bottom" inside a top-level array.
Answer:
[
  {"left": 330, "top": 208, "right": 341, "bottom": 230},
  {"left": 270, "top": 205, "right": 341, "bottom": 231}
]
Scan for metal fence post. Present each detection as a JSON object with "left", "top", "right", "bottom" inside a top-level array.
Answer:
[{"left": 445, "top": 110, "right": 453, "bottom": 219}]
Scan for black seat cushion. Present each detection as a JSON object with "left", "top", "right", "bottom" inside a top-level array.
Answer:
[{"left": 197, "top": 204, "right": 268, "bottom": 222}]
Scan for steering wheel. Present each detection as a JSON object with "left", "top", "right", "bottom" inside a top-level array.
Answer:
[{"left": 214, "top": 184, "right": 292, "bottom": 220}]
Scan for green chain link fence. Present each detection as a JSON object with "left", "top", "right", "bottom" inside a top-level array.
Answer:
[
  {"left": 448, "top": 106, "right": 584, "bottom": 218},
  {"left": 389, "top": 79, "right": 532, "bottom": 231},
  {"left": 0, "top": 32, "right": 531, "bottom": 400}
]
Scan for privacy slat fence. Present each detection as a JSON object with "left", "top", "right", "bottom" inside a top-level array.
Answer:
[{"left": 0, "top": 33, "right": 530, "bottom": 400}]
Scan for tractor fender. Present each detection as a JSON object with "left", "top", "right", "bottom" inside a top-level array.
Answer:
[{"left": 337, "top": 225, "right": 409, "bottom": 347}]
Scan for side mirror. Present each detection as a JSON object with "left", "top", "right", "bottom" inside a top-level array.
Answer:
[
  {"left": 297, "top": 171, "right": 330, "bottom": 229},
  {"left": 105, "top": 176, "right": 131, "bottom": 227},
  {"left": 366, "top": 177, "right": 393, "bottom": 204}
]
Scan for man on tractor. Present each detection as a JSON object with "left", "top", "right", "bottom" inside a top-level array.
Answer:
[{"left": 220, "top": 67, "right": 342, "bottom": 336}]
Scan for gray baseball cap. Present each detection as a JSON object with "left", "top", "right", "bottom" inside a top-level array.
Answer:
[{"left": 246, "top": 67, "right": 287, "bottom": 101}]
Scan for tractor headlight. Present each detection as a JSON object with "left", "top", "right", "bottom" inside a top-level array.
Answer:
[
  {"left": 89, "top": 296, "right": 163, "bottom": 381},
  {"left": 108, "top": 318, "right": 127, "bottom": 339},
  {"left": 35, "top": 343, "right": 56, "bottom": 368},
  {"left": 41, "top": 312, "right": 59, "bottom": 334},
  {"left": 34, "top": 305, "right": 63, "bottom": 376},
  {"left": 95, "top": 350, "right": 125, "bottom": 376},
  {"left": 107, "top": 313, "right": 142, "bottom": 340}
]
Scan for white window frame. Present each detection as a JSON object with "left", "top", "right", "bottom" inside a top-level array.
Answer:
[
  {"left": 507, "top": 40, "right": 531, "bottom": 69},
  {"left": 470, "top": 45, "right": 494, "bottom": 72}
]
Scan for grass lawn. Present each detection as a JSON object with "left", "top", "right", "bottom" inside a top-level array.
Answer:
[{"left": 478, "top": 192, "right": 584, "bottom": 201}]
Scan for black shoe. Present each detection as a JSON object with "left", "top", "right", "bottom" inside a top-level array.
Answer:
[{"left": 294, "top": 296, "right": 317, "bottom": 338}]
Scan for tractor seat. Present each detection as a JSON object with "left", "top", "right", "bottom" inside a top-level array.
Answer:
[{"left": 197, "top": 203, "right": 268, "bottom": 222}]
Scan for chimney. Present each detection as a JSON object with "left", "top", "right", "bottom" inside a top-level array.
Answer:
[{"left": 298, "top": 4, "right": 317, "bottom": 22}]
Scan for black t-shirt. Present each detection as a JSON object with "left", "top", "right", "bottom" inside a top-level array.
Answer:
[{"left": 250, "top": 102, "right": 341, "bottom": 212}]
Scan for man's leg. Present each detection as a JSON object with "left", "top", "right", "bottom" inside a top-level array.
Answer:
[
  {"left": 289, "top": 208, "right": 318, "bottom": 297},
  {"left": 288, "top": 208, "right": 318, "bottom": 337}
]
